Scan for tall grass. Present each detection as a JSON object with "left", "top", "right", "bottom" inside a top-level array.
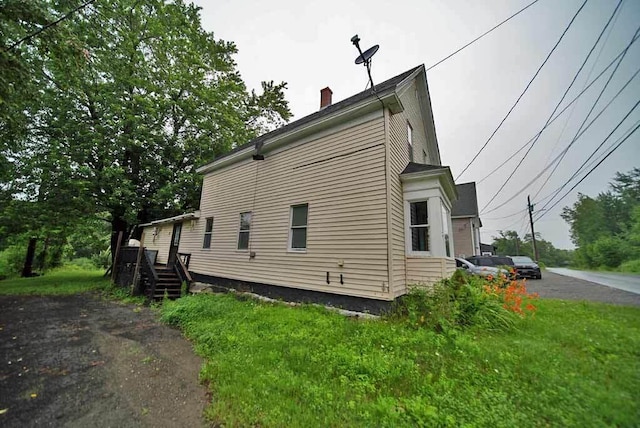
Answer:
[{"left": 161, "top": 293, "right": 640, "bottom": 427}]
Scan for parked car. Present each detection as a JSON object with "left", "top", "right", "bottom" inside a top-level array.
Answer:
[
  {"left": 455, "top": 257, "right": 509, "bottom": 278},
  {"left": 509, "top": 256, "right": 542, "bottom": 279},
  {"left": 464, "top": 255, "right": 516, "bottom": 279}
]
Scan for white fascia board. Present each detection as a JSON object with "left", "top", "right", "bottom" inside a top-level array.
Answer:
[
  {"left": 196, "top": 90, "right": 403, "bottom": 175},
  {"left": 139, "top": 210, "right": 200, "bottom": 227}
]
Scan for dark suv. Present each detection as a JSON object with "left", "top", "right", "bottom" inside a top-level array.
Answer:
[
  {"left": 465, "top": 256, "right": 516, "bottom": 278},
  {"left": 509, "top": 256, "right": 542, "bottom": 279}
]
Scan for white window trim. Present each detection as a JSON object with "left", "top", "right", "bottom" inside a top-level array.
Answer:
[
  {"left": 288, "top": 203, "right": 308, "bottom": 252},
  {"left": 237, "top": 211, "right": 251, "bottom": 251},
  {"left": 202, "top": 217, "right": 213, "bottom": 249},
  {"left": 407, "top": 122, "right": 414, "bottom": 162},
  {"left": 406, "top": 199, "right": 431, "bottom": 256}
]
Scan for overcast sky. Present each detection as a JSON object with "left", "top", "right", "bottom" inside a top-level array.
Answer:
[{"left": 192, "top": 0, "right": 639, "bottom": 250}]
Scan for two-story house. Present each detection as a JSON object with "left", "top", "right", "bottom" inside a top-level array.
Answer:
[{"left": 141, "top": 64, "right": 457, "bottom": 310}]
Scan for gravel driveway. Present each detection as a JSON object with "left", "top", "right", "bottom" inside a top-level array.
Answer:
[
  {"left": 0, "top": 293, "right": 209, "bottom": 427},
  {"left": 525, "top": 271, "right": 640, "bottom": 307}
]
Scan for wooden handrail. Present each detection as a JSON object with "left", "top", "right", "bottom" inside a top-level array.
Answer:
[
  {"left": 173, "top": 254, "right": 193, "bottom": 287},
  {"left": 141, "top": 250, "right": 158, "bottom": 299}
]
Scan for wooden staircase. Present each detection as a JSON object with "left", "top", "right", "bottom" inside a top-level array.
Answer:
[{"left": 142, "top": 266, "right": 183, "bottom": 300}]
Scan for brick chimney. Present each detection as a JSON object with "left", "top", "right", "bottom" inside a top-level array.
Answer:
[{"left": 320, "top": 87, "right": 333, "bottom": 109}]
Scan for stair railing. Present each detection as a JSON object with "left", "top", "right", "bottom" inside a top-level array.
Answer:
[
  {"left": 140, "top": 249, "right": 159, "bottom": 298},
  {"left": 174, "top": 253, "right": 193, "bottom": 294}
]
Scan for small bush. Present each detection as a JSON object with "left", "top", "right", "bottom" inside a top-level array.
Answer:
[
  {"left": 619, "top": 259, "right": 640, "bottom": 273},
  {"left": 389, "top": 270, "right": 537, "bottom": 333},
  {"left": 0, "top": 245, "right": 27, "bottom": 278}
]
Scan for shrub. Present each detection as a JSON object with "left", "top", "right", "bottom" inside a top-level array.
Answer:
[
  {"left": 619, "top": 259, "right": 640, "bottom": 273},
  {"left": 0, "top": 245, "right": 27, "bottom": 278},
  {"left": 389, "top": 270, "right": 537, "bottom": 333},
  {"left": 589, "top": 236, "right": 629, "bottom": 268}
]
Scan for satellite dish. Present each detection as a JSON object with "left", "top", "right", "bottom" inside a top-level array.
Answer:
[
  {"left": 355, "top": 44, "right": 379, "bottom": 65},
  {"left": 350, "top": 35, "right": 380, "bottom": 90}
]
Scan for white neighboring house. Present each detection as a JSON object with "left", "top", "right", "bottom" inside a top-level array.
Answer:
[{"left": 141, "top": 65, "right": 458, "bottom": 309}]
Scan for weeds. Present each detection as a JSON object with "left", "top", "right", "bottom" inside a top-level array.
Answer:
[{"left": 389, "top": 270, "right": 537, "bottom": 333}]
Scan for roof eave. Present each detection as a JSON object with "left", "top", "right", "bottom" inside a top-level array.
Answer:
[
  {"left": 196, "top": 90, "right": 403, "bottom": 175},
  {"left": 139, "top": 210, "right": 200, "bottom": 227},
  {"left": 400, "top": 167, "right": 458, "bottom": 202}
]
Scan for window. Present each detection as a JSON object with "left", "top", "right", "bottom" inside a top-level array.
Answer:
[
  {"left": 237, "top": 212, "right": 252, "bottom": 250},
  {"left": 441, "top": 203, "right": 451, "bottom": 257},
  {"left": 289, "top": 204, "right": 308, "bottom": 251},
  {"left": 407, "top": 122, "right": 414, "bottom": 162},
  {"left": 410, "top": 201, "right": 429, "bottom": 252},
  {"left": 202, "top": 217, "right": 213, "bottom": 249}
]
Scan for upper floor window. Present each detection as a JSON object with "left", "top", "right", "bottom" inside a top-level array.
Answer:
[
  {"left": 289, "top": 204, "right": 308, "bottom": 251},
  {"left": 238, "top": 212, "right": 252, "bottom": 250},
  {"left": 407, "top": 122, "right": 414, "bottom": 162},
  {"left": 203, "top": 217, "right": 213, "bottom": 249},
  {"left": 441, "top": 203, "right": 451, "bottom": 257},
  {"left": 410, "top": 200, "right": 429, "bottom": 252}
]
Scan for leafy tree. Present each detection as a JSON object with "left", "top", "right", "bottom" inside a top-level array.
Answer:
[
  {"left": 562, "top": 168, "right": 640, "bottom": 269},
  {"left": 491, "top": 230, "right": 573, "bottom": 267},
  {"left": 5, "top": 0, "right": 291, "bottom": 260}
]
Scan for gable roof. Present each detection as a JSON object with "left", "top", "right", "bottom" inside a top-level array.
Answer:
[
  {"left": 451, "top": 182, "right": 479, "bottom": 217},
  {"left": 197, "top": 65, "right": 423, "bottom": 171}
]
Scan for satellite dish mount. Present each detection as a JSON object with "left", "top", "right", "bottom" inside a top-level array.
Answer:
[{"left": 351, "top": 35, "right": 379, "bottom": 90}]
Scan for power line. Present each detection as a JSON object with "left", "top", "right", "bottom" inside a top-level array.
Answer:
[
  {"left": 534, "top": 114, "right": 640, "bottom": 220},
  {"left": 476, "top": 36, "right": 640, "bottom": 185},
  {"left": 534, "top": 120, "right": 640, "bottom": 220},
  {"left": 480, "top": 0, "right": 623, "bottom": 213},
  {"left": 483, "top": 208, "right": 527, "bottom": 221},
  {"left": 455, "top": 0, "right": 589, "bottom": 181},
  {"left": 480, "top": 64, "right": 640, "bottom": 215},
  {"left": 537, "top": 2, "right": 622, "bottom": 181},
  {"left": 532, "top": 23, "right": 640, "bottom": 200},
  {"left": 3, "top": 0, "right": 99, "bottom": 52},
  {"left": 533, "top": 120, "right": 638, "bottom": 222},
  {"left": 426, "top": 0, "right": 542, "bottom": 71}
]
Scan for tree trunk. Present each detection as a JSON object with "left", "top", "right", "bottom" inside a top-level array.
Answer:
[
  {"left": 21, "top": 237, "right": 37, "bottom": 277},
  {"left": 111, "top": 216, "right": 128, "bottom": 262}
]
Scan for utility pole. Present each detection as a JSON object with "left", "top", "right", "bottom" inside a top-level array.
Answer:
[{"left": 528, "top": 195, "right": 539, "bottom": 261}]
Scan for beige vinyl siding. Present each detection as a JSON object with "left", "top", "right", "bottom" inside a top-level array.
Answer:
[
  {"left": 406, "top": 257, "right": 452, "bottom": 285},
  {"left": 142, "top": 223, "right": 173, "bottom": 265},
  {"left": 179, "top": 116, "right": 391, "bottom": 300},
  {"left": 387, "top": 78, "right": 445, "bottom": 297},
  {"left": 444, "top": 258, "right": 456, "bottom": 276},
  {"left": 388, "top": 110, "right": 409, "bottom": 297},
  {"left": 452, "top": 218, "right": 474, "bottom": 257},
  {"left": 397, "top": 81, "right": 431, "bottom": 164}
]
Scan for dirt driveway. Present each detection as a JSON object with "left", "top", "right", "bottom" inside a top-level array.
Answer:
[
  {"left": 0, "top": 293, "right": 209, "bottom": 427},
  {"left": 525, "top": 270, "right": 640, "bottom": 307}
]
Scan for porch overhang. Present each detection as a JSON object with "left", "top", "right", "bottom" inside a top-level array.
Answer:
[{"left": 139, "top": 211, "right": 200, "bottom": 227}]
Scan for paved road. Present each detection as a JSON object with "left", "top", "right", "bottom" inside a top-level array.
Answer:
[
  {"left": 524, "top": 271, "right": 640, "bottom": 307},
  {"left": 548, "top": 268, "right": 640, "bottom": 295}
]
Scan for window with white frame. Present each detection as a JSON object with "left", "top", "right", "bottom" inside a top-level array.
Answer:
[
  {"left": 407, "top": 122, "right": 414, "bottom": 162},
  {"left": 289, "top": 204, "right": 308, "bottom": 250},
  {"left": 441, "top": 203, "right": 451, "bottom": 257},
  {"left": 237, "top": 212, "right": 252, "bottom": 250},
  {"left": 202, "top": 217, "right": 213, "bottom": 249},
  {"left": 409, "top": 200, "right": 429, "bottom": 252}
]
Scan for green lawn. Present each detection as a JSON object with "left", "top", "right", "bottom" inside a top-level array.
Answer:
[
  {"left": 161, "top": 294, "right": 640, "bottom": 427},
  {"left": 0, "top": 267, "right": 109, "bottom": 295}
]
